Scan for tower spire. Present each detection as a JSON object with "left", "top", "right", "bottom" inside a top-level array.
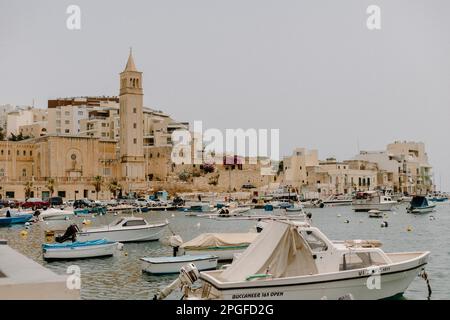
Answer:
[{"left": 124, "top": 47, "right": 137, "bottom": 72}]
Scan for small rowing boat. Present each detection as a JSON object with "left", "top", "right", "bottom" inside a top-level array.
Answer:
[
  {"left": 42, "top": 239, "right": 120, "bottom": 260},
  {"left": 141, "top": 255, "right": 218, "bottom": 274}
]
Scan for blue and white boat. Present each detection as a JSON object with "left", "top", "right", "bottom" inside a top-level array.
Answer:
[
  {"left": 141, "top": 254, "right": 218, "bottom": 274},
  {"left": 407, "top": 196, "right": 436, "bottom": 214},
  {"left": 42, "top": 239, "right": 120, "bottom": 260},
  {"left": 0, "top": 213, "right": 33, "bottom": 226}
]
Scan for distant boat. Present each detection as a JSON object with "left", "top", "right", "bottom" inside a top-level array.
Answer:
[
  {"left": 180, "top": 233, "right": 259, "bottom": 261},
  {"left": 37, "top": 208, "right": 75, "bottom": 221},
  {"left": 368, "top": 210, "right": 383, "bottom": 218},
  {"left": 141, "top": 254, "right": 218, "bottom": 274},
  {"left": 42, "top": 239, "right": 120, "bottom": 260},
  {"left": 352, "top": 191, "right": 396, "bottom": 212},
  {"left": 407, "top": 196, "right": 436, "bottom": 214},
  {"left": 184, "top": 203, "right": 217, "bottom": 215},
  {"left": 77, "top": 217, "right": 168, "bottom": 242},
  {"left": 285, "top": 203, "right": 304, "bottom": 212},
  {"left": 322, "top": 194, "right": 353, "bottom": 206}
]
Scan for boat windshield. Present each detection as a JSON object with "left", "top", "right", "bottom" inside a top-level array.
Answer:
[
  {"left": 110, "top": 218, "right": 124, "bottom": 226},
  {"left": 300, "top": 231, "right": 328, "bottom": 252},
  {"left": 340, "top": 252, "right": 387, "bottom": 271}
]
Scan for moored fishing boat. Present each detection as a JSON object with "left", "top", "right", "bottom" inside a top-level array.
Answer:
[
  {"left": 178, "top": 233, "right": 259, "bottom": 261},
  {"left": 352, "top": 191, "right": 396, "bottom": 212},
  {"left": 407, "top": 196, "right": 436, "bottom": 214},
  {"left": 322, "top": 194, "right": 353, "bottom": 206},
  {"left": 0, "top": 212, "right": 33, "bottom": 226},
  {"left": 42, "top": 239, "right": 121, "bottom": 260},
  {"left": 141, "top": 255, "right": 218, "bottom": 274},
  {"left": 158, "top": 220, "right": 430, "bottom": 300},
  {"left": 77, "top": 217, "right": 168, "bottom": 242},
  {"left": 37, "top": 208, "right": 75, "bottom": 221}
]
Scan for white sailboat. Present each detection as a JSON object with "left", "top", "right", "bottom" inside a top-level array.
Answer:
[{"left": 162, "top": 220, "right": 429, "bottom": 300}]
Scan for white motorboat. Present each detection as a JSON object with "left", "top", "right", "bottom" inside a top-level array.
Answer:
[
  {"left": 352, "top": 191, "right": 396, "bottom": 212},
  {"left": 322, "top": 194, "right": 353, "bottom": 206},
  {"left": 168, "top": 220, "right": 429, "bottom": 300},
  {"left": 179, "top": 233, "right": 259, "bottom": 261},
  {"left": 42, "top": 239, "right": 121, "bottom": 260},
  {"left": 407, "top": 196, "right": 436, "bottom": 214},
  {"left": 37, "top": 208, "right": 75, "bottom": 221},
  {"left": 285, "top": 203, "right": 304, "bottom": 212},
  {"left": 141, "top": 255, "right": 218, "bottom": 274},
  {"left": 77, "top": 217, "right": 168, "bottom": 242}
]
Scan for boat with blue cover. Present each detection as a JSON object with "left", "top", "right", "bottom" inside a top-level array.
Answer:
[
  {"left": 42, "top": 239, "right": 121, "bottom": 260},
  {"left": 0, "top": 213, "right": 33, "bottom": 226},
  {"left": 141, "top": 254, "right": 218, "bottom": 274},
  {"left": 407, "top": 196, "right": 436, "bottom": 214}
]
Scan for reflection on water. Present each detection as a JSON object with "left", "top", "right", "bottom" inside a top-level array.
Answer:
[{"left": 1, "top": 202, "right": 449, "bottom": 300}]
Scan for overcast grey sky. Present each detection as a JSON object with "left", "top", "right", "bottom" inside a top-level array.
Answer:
[{"left": 1, "top": 0, "right": 450, "bottom": 189}]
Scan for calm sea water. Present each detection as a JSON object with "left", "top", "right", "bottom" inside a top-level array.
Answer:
[{"left": 1, "top": 202, "right": 449, "bottom": 300}]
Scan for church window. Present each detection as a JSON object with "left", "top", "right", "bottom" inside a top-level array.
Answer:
[
  {"left": 136, "top": 79, "right": 139, "bottom": 87},
  {"left": 17, "top": 150, "right": 19, "bottom": 156},
  {"left": 23, "top": 150, "right": 26, "bottom": 156},
  {"left": 0, "top": 168, "right": 4, "bottom": 176},
  {"left": 133, "top": 123, "right": 137, "bottom": 129},
  {"left": 0, "top": 150, "right": 3, "bottom": 155},
  {"left": 22, "top": 168, "right": 26, "bottom": 177},
  {"left": 133, "top": 108, "right": 137, "bottom": 113}
]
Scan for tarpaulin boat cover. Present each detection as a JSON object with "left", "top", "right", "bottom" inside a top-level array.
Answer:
[
  {"left": 220, "top": 221, "right": 318, "bottom": 281},
  {"left": 181, "top": 233, "right": 259, "bottom": 250}
]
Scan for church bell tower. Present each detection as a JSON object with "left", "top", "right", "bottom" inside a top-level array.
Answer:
[{"left": 119, "top": 49, "right": 145, "bottom": 181}]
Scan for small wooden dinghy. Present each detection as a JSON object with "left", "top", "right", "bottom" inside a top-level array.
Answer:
[
  {"left": 141, "top": 254, "right": 218, "bottom": 274},
  {"left": 42, "top": 239, "right": 120, "bottom": 260}
]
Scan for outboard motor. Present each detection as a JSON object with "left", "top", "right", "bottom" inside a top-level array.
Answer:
[
  {"left": 154, "top": 263, "right": 200, "bottom": 300},
  {"left": 55, "top": 224, "right": 80, "bottom": 243},
  {"left": 33, "top": 210, "right": 41, "bottom": 217},
  {"left": 169, "top": 234, "right": 183, "bottom": 257}
]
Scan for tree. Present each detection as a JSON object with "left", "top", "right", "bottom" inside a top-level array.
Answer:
[
  {"left": 9, "top": 132, "right": 32, "bottom": 141},
  {"left": 24, "top": 181, "right": 33, "bottom": 200},
  {"left": 92, "top": 175, "right": 103, "bottom": 200},
  {"left": 0, "top": 127, "right": 5, "bottom": 140},
  {"left": 46, "top": 178, "right": 55, "bottom": 197},
  {"left": 108, "top": 178, "right": 122, "bottom": 198},
  {"left": 178, "top": 170, "right": 191, "bottom": 182}
]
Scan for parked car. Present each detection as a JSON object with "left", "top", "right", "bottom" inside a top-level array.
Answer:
[
  {"left": 135, "top": 198, "right": 149, "bottom": 207},
  {"left": 0, "top": 199, "right": 18, "bottom": 208},
  {"left": 73, "top": 198, "right": 94, "bottom": 209},
  {"left": 49, "top": 196, "right": 63, "bottom": 206},
  {"left": 20, "top": 198, "right": 50, "bottom": 209}
]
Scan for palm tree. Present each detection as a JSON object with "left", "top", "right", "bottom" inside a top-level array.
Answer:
[
  {"left": 92, "top": 175, "right": 103, "bottom": 200},
  {"left": 108, "top": 178, "right": 121, "bottom": 199},
  {"left": 46, "top": 178, "right": 55, "bottom": 197},
  {"left": 24, "top": 181, "right": 33, "bottom": 200}
]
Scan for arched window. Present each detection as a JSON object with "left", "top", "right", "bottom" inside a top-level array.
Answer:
[
  {"left": 136, "top": 79, "right": 139, "bottom": 88},
  {"left": 22, "top": 168, "right": 27, "bottom": 177}
]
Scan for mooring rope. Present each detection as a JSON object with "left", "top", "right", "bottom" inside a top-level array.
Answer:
[{"left": 420, "top": 268, "right": 432, "bottom": 300}]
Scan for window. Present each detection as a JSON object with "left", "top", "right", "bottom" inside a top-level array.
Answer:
[
  {"left": 5, "top": 191, "right": 15, "bottom": 198},
  {"left": 123, "top": 220, "right": 146, "bottom": 227},
  {"left": 133, "top": 138, "right": 137, "bottom": 144},
  {"left": 22, "top": 168, "right": 26, "bottom": 177},
  {"left": 339, "top": 252, "right": 387, "bottom": 271},
  {"left": 23, "top": 150, "right": 26, "bottom": 156},
  {"left": 65, "top": 129, "right": 70, "bottom": 133},
  {"left": 78, "top": 111, "right": 84, "bottom": 115},
  {"left": 0, "top": 168, "right": 4, "bottom": 177},
  {"left": 57, "top": 191, "right": 66, "bottom": 198},
  {"left": 65, "top": 111, "right": 70, "bottom": 116},
  {"left": 65, "top": 120, "right": 70, "bottom": 124},
  {"left": 133, "top": 108, "right": 137, "bottom": 113},
  {"left": 1, "top": 150, "right": 3, "bottom": 155},
  {"left": 17, "top": 150, "right": 19, "bottom": 156},
  {"left": 133, "top": 123, "right": 137, "bottom": 129},
  {"left": 301, "top": 231, "right": 328, "bottom": 252}
]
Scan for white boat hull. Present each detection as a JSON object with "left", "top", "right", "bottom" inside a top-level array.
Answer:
[
  {"left": 78, "top": 224, "right": 167, "bottom": 242},
  {"left": 352, "top": 202, "right": 396, "bottom": 212},
  {"left": 198, "top": 255, "right": 428, "bottom": 300},
  {"left": 407, "top": 206, "right": 435, "bottom": 214},
  {"left": 43, "top": 242, "right": 117, "bottom": 260},
  {"left": 141, "top": 256, "right": 218, "bottom": 274},
  {"left": 184, "top": 248, "right": 248, "bottom": 261}
]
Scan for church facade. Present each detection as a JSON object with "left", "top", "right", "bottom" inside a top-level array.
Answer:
[{"left": 0, "top": 52, "right": 159, "bottom": 200}]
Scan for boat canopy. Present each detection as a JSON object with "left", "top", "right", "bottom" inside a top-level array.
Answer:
[
  {"left": 219, "top": 221, "right": 318, "bottom": 282},
  {"left": 410, "top": 196, "right": 429, "bottom": 208},
  {"left": 181, "top": 233, "right": 259, "bottom": 250}
]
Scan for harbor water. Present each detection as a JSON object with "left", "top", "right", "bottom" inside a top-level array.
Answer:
[{"left": 1, "top": 202, "right": 449, "bottom": 300}]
